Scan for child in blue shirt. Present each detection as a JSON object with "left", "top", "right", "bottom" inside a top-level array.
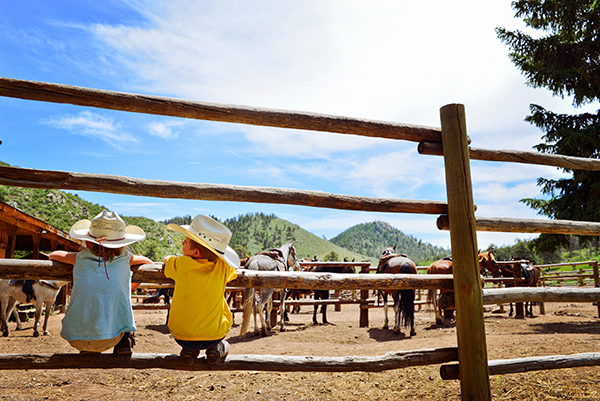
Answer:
[{"left": 49, "top": 210, "right": 153, "bottom": 354}]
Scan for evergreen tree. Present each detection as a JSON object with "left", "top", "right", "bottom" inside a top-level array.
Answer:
[{"left": 497, "top": 0, "right": 600, "bottom": 253}]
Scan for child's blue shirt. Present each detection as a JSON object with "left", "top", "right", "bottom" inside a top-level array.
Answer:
[{"left": 61, "top": 248, "right": 135, "bottom": 341}]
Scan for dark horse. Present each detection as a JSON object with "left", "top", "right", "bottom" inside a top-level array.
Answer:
[
  {"left": 310, "top": 264, "right": 355, "bottom": 325},
  {"left": 426, "top": 250, "right": 498, "bottom": 325},
  {"left": 143, "top": 287, "right": 174, "bottom": 324},
  {"left": 377, "top": 246, "right": 417, "bottom": 336},
  {"left": 487, "top": 259, "right": 540, "bottom": 317}
]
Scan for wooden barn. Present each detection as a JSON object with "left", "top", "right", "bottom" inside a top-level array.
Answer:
[{"left": 0, "top": 200, "right": 80, "bottom": 309}]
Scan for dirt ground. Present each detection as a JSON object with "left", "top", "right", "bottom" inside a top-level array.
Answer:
[{"left": 0, "top": 297, "right": 599, "bottom": 401}]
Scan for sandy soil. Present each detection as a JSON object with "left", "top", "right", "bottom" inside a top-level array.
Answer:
[{"left": 0, "top": 297, "right": 599, "bottom": 400}]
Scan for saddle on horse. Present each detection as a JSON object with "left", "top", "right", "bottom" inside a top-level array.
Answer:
[
  {"left": 521, "top": 264, "right": 539, "bottom": 287},
  {"left": 255, "top": 249, "right": 287, "bottom": 271}
]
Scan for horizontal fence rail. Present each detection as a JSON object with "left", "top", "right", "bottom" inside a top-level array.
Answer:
[
  {"left": 0, "top": 348, "right": 459, "bottom": 373},
  {"left": 481, "top": 287, "right": 600, "bottom": 304},
  {"left": 536, "top": 260, "right": 598, "bottom": 269},
  {"left": 418, "top": 141, "right": 600, "bottom": 171},
  {"left": 0, "top": 259, "right": 455, "bottom": 290},
  {"left": 0, "top": 165, "right": 449, "bottom": 215},
  {"left": 441, "top": 352, "right": 600, "bottom": 380},
  {"left": 0, "top": 77, "right": 441, "bottom": 143},
  {"left": 436, "top": 214, "right": 600, "bottom": 236}
]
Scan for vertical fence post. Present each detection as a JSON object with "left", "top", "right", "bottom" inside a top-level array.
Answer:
[
  {"left": 440, "top": 104, "right": 491, "bottom": 401},
  {"left": 538, "top": 267, "right": 546, "bottom": 315},
  {"left": 593, "top": 261, "right": 600, "bottom": 318},
  {"left": 359, "top": 265, "right": 370, "bottom": 327}
]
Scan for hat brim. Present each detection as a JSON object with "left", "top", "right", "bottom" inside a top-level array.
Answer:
[
  {"left": 70, "top": 219, "right": 146, "bottom": 248},
  {"left": 167, "top": 224, "right": 240, "bottom": 269}
]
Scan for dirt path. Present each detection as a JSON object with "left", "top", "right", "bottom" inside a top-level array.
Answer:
[{"left": 0, "top": 300, "right": 599, "bottom": 400}]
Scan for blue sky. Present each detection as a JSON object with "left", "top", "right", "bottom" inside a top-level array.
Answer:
[{"left": 1, "top": 1, "right": 597, "bottom": 250}]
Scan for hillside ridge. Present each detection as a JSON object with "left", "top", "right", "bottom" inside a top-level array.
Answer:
[{"left": 1, "top": 186, "right": 448, "bottom": 265}]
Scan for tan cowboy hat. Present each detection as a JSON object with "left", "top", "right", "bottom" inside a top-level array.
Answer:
[
  {"left": 70, "top": 210, "right": 146, "bottom": 248},
  {"left": 167, "top": 215, "right": 240, "bottom": 269}
]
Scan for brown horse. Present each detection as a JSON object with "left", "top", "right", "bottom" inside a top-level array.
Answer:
[
  {"left": 425, "top": 257, "right": 454, "bottom": 325},
  {"left": 426, "top": 250, "right": 499, "bottom": 325},
  {"left": 377, "top": 246, "right": 417, "bottom": 336},
  {"left": 487, "top": 259, "right": 540, "bottom": 317}
]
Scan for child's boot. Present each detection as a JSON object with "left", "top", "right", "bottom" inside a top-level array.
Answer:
[
  {"left": 180, "top": 349, "right": 200, "bottom": 366},
  {"left": 113, "top": 332, "right": 136, "bottom": 355},
  {"left": 206, "top": 340, "right": 229, "bottom": 365}
]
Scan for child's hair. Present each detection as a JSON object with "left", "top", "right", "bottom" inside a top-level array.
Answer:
[
  {"left": 85, "top": 241, "right": 127, "bottom": 262},
  {"left": 187, "top": 237, "right": 217, "bottom": 261}
]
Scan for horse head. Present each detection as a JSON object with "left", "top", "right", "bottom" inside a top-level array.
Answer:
[
  {"left": 478, "top": 250, "right": 500, "bottom": 277},
  {"left": 380, "top": 245, "right": 396, "bottom": 258},
  {"left": 282, "top": 242, "right": 300, "bottom": 271}
]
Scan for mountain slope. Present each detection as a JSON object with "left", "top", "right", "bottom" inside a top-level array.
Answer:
[
  {"left": 0, "top": 185, "right": 182, "bottom": 259},
  {"left": 221, "top": 213, "right": 377, "bottom": 265},
  {"left": 1, "top": 185, "right": 447, "bottom": 266},
  {"left": 330, "top": 221, "right": 449, "bottom": 265}
]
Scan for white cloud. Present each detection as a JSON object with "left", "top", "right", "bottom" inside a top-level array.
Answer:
[
  {"left": 42, "top": 111, "right": 137, "bottom": 148},
  {"left": 147, "top": 120, "right": 183, "bottom": 139},
  {"left": 28, "top": 0, "right": 594, "bottom": 251}
]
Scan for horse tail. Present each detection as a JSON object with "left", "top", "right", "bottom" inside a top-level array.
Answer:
[
  {"left": 239, "top": 288, "right": 255, "bottom": 336},
  {"left": 426, "top": 288, "right": 438, "bottom": 312},
  {"left": 400, "top": 289, "right": 415, "bottom": 329}
]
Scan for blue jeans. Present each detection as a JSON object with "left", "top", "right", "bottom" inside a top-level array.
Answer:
[{"left": 175, "top": 337, "right": 223, "bottom": 351}]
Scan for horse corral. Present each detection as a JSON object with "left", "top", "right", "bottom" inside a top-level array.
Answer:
[
  {"left": 0, "top": 299, "right": 598, "bottom": 400},
  {"left": 1, "top": 78, "right": 600, "bottom": 400}
]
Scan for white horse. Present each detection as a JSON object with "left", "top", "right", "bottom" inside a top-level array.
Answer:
[
  {"left": 239, "top": 242, "right": 299, "bottom": 337},
  {"left": 0, "top": 280, "right": 70, "bottom": 337}
]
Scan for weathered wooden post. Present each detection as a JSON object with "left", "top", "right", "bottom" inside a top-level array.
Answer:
[
  {"left": 538, "top": 267, "right": 546, "bottom": 315},
  {"left": 359, "top": 265, "right": 370, "bottom": 327},
  {"left": 593, "top": 261, "right": 600, "bottom": 318},
  {"left": 440, "top": 104, "right": 491, "bottom": 400}
]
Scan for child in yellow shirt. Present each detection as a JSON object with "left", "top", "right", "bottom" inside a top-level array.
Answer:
[{"left": 163, "top": 215, "right": 239, "bottom": 365}]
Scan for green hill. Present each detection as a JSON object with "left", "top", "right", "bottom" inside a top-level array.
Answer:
[
  {"left": 1, "top": 185, "right": 448, "bottom": 266},
  {"left": 330, "top": 221, "right": 450, "bottom": 265},
  {"left": 220, "top": 213, "right": 377, "bottom": 265},
  {"left": 0, "top": 185, "right": 182, "bottom": 260}
]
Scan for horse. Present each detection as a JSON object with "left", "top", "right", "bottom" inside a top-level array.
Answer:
[
  {"left": 239, "top": 242, "right": 299, "bottom": 337},
  {"left": 0, "top": 280, "right": 70, "bottom": 337},
  {"left": 487, "top": 259, "right": 540, "bottom": 317},
  {"left": 376, "top": 246, "right": 417, "bottom": 336},
  {"left": 310, "top": 264, "right": 355, "bottom": 325},
  {"left": 426, "top": 250, "right": 499, "bottom": 325},
  {"left": 425, "top": 256, "right": 454, "bottom": 325}
]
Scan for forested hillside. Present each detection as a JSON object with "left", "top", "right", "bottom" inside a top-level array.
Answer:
[
  {"left": 5, "top": 184, "right": 585, "bottom": 267},
  {"left": 163, "top": 213, "right": 378, "bottom": 265},
  {"left": 0, "top": 186, "right": 182, "bottom": 259},
  {"left": 330, "top": 221, "right": 450, "bottom": 265}
]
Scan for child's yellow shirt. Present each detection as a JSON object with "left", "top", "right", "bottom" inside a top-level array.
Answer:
[{"left": 164, "top": 255, "right": 237, "bottom": 341}]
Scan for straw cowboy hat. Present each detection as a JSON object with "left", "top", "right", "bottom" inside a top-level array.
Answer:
[
  {"left": 70, "top": 210, "right": 146, "bottom": 248},
  {"left": 167, "top": 215, "right": 240, "bottom": 269}
]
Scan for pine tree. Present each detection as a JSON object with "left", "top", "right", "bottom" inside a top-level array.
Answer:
[{"left": 497, "top": 0, "right": 600, "bottom": 253}]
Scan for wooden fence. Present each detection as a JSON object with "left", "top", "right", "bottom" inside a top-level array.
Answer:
[{"left": 2, "top": 77, "right": 600, "bottom": 400}]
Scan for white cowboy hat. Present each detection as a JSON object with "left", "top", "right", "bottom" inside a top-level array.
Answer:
[
  {"left": 167, "top": 215, "right": 240, "bottom": 269},
  {"left": 70, "top": 210, "right": 146, "bottom": 248}
]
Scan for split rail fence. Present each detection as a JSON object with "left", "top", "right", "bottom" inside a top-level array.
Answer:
[{"left": 2, "top": 78, "right": 600, "bottom": 400}]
